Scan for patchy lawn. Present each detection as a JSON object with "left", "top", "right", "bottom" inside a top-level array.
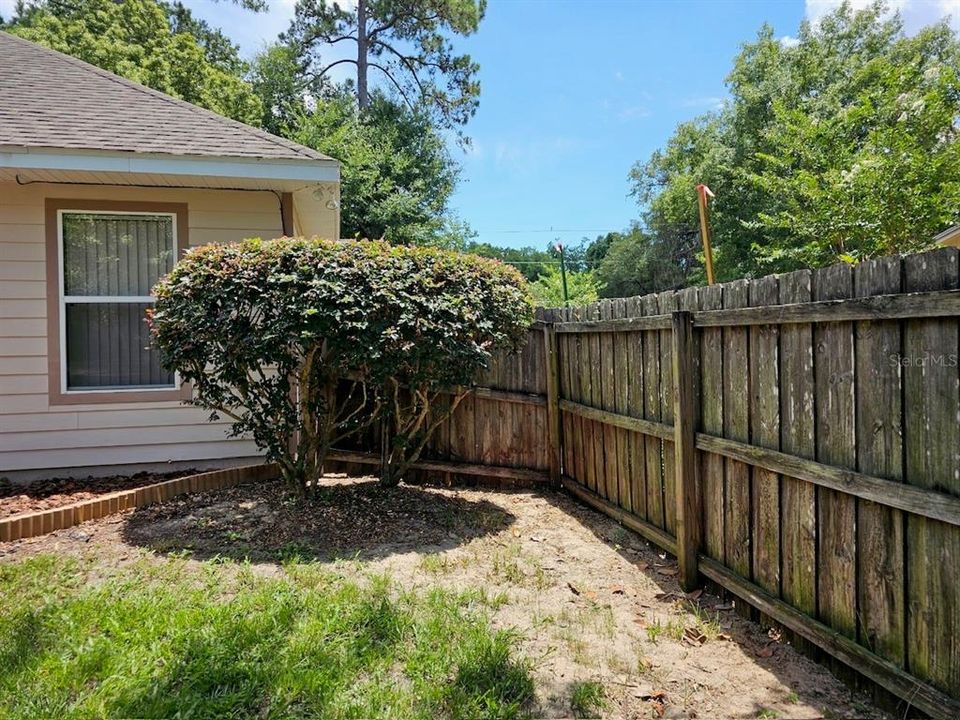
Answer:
[
  {"left": 0, "top": 556, "right": 531, "bottom": 720},
  {"left": 0, "top": 477, "right": 890, "bottom": 720}
]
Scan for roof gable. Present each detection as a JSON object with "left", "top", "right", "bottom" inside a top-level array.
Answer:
[{"left": 0, "top": 31, "right": 333, "bottom": 164}]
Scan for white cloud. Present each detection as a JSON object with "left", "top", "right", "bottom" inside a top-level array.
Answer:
[
  {"left": 616, "top": 105, "right": 651, "bottom": 121},
  {"left": 940, "top": 0, "right": 960, "bottom": 29},
  {"left": 490, "top": 136, "right": 581, "bottom": 174},
  {"left": 779, "top": 35, "right": 801, "bottom": 48},
  {"left": 805, "top": 0, "right": 959, "bottom": 32},
  {"left": 681, "top": 96, "right": 726, "bottom": 110}
]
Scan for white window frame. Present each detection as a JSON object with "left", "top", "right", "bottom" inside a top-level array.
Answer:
[{"left": 57, "top": 208, "right": 178, "bottom": 395}]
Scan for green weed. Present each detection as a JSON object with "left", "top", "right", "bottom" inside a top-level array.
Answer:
[{"left": 570, "top": 680, "right": 607, "bottom": 718}]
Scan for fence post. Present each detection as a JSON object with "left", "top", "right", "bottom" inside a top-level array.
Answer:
[
  {"left": 672, "top": 310, "right": 701, "bottom": 591},
  {"left": 543, "top": 315, "right": 563, "bottom": 489}
]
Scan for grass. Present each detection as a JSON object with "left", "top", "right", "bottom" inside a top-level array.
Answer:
[
  {"left": 0, "top": 555, "right": 534, "bottom": 720},
  {"left": 569, "top": 680, "right": 606, "bottom": 718},
  {"left": 645, "top": 619, "right": 665, "bottom": 643},
  {"left": 684, "top": 600, "right": 723, "bottom": 640}
]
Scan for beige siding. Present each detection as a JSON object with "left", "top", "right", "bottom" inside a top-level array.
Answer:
[{"left": 0, "top": 180, "right": 334, "bottom": 475}]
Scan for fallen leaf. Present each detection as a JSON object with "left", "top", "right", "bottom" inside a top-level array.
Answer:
[
  {"left": 685, "top": 588, "right": 703, "bottom": 600},
  {"left": 657, "top": 566, "right": 679, "bottom": 576},
  {"left": 635, "top": 561, "right": 650, "bottom": 570},
  {"left": 711, "top": 602, "right": 735, "bottom": 611},
  {"left": 755, "top": 644, "right": 775, "bottom": 658},
  {"left": 567, "top": 582, "right": 582, "bottom": 596},
  {"left": 683, "top": 626, "right": 707, "bottom": 646},
  {"left": 610, "top": 584, "right": 626, "bottom": 595}
]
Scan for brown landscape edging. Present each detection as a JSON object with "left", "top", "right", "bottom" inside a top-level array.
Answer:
[{"left": 0, "top": 463, "right": 278, "bottom": 543}]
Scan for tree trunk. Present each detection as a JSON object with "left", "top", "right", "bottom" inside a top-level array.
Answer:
[{"left": 356, "top": 0, "right": 369, "bottom": 110}]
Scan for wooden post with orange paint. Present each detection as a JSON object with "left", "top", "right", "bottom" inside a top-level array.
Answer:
[{"left": 696, "top": 184, "right": 716, "bottom": 285}]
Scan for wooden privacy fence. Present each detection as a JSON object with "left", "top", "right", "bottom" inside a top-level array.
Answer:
[
  {"left": 332, "top": 247, "right": 960, "bottom": 717},
  {"left": 549, "top": 247, "right": 960, "bottom": 719}
]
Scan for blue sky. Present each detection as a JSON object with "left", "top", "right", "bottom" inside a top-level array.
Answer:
[{"left": 4, "top": 0, "right": 956, "bottom": 249}]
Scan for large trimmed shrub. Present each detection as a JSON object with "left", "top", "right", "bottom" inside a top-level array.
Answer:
[{"left": 149, "top": 238, "right": 532, "bottom": 493}]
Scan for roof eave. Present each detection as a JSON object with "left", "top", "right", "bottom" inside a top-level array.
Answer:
[
  {"left": 0, "top": 145, "right": 340, "bottom": 183},
  {"left": 934, "top": 225, "right": 960, "bottom": 242}
]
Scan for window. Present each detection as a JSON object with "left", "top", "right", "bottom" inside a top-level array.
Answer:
[{"left": 46, "top": 200, "right": 189, "bottom": 404}]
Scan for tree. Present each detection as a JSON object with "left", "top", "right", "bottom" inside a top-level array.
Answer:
[
  {"left": 529, "top": 265, "right": 601, "bottom": 307},
  {"left": 249, "top": 42, "right": 318, "bottom": 136},
  {"left": 584, "top": 232, "right": 619, "bottom": 268},
  {"left": 149, "top": 238, "right": 532, "bottom": 494},
  {"left": 594, "top": 225, "right": 697, "bottom": 298},
  {"left": 286, "top": 0, "right": 485, "bottom": 129},
  {"left": 630, "top": 1, "right": 960, "bottom": 278},
  {"left": 5, "top": 0, "right": 262, "bottom": 125},
  {"left": 462, "top": 242, "right": 554, "bottom": 282},
  {"left": 294, "top": 91, "right": 463, "bottom": 246}
]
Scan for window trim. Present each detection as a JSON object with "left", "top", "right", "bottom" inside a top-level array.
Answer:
[{"left": 46, "top": 199, "right": 191, "bottom": 405}]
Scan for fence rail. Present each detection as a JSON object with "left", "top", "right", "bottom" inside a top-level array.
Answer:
[{"left": 334, "top": 247, "right": 960, "bottom": 718}]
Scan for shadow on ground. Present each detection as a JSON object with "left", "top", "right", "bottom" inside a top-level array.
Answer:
[{"left": 120, "top": 477, "right": 515, "bottom": 563}]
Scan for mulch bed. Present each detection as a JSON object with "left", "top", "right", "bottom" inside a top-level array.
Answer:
[
  {"left": 120, "top": 477, "right": 513, "bottom": 562},
  {"left": 0, "top": 470, "right": 197, "bottom": 520}
]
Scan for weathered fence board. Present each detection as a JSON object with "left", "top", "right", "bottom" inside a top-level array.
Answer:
[
  {"left": 625, "top": 296, "right": 647, "bottom": 518},
  {"left": 778, "top": 268, "right": 817, "bottom": 655},
  {"left": 698, "top": 284, "right": 724, "bottom": 565},
  {"left": 853, "top": 256, "right": 905, "bottom": 668},
  {"left": 642, "top": 293, "right": 666, "bottom": 528},
  {"left": 748, "top": 275, "right": 781, "bottom": 613},
  {"left": 722, "top": 279, "right": 752, "bottom": 614},
  {"left": 813, "top": 263, "right": 858, "bottom": 661},
  {"left": 599, "top": 299, "right": 619, "bottom": 503},
  {"left": 658, "top": 290, "right": 678, "bottom": 535}
]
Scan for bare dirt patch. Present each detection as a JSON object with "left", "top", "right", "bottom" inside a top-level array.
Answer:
[
  {"left": 0, "top": 470, "right": 197, "bottom": 519},
  {"left": 0, "top": 476, "right": 890, "bottom": 720}
]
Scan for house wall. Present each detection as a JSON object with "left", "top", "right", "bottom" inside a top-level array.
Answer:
[{"left": 0, "top": 181, "right": 337, "bottom": 477}]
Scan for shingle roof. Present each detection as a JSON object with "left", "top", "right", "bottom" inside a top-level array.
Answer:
[{"left": 0, "top": 31, "right": 333, "bottom": 163}]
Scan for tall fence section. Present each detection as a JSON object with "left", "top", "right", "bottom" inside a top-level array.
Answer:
[{"left": 332, "top": 247, "right": 960, "bottom": 717}]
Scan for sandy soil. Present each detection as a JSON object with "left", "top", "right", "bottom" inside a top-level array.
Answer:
[{"left": 0, "top": 477, "right": 890, "bottom": 720}]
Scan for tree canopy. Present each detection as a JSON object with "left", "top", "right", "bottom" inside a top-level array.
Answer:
[{"left": 631, "top": 1, "right": 960, "bottom": 279}]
